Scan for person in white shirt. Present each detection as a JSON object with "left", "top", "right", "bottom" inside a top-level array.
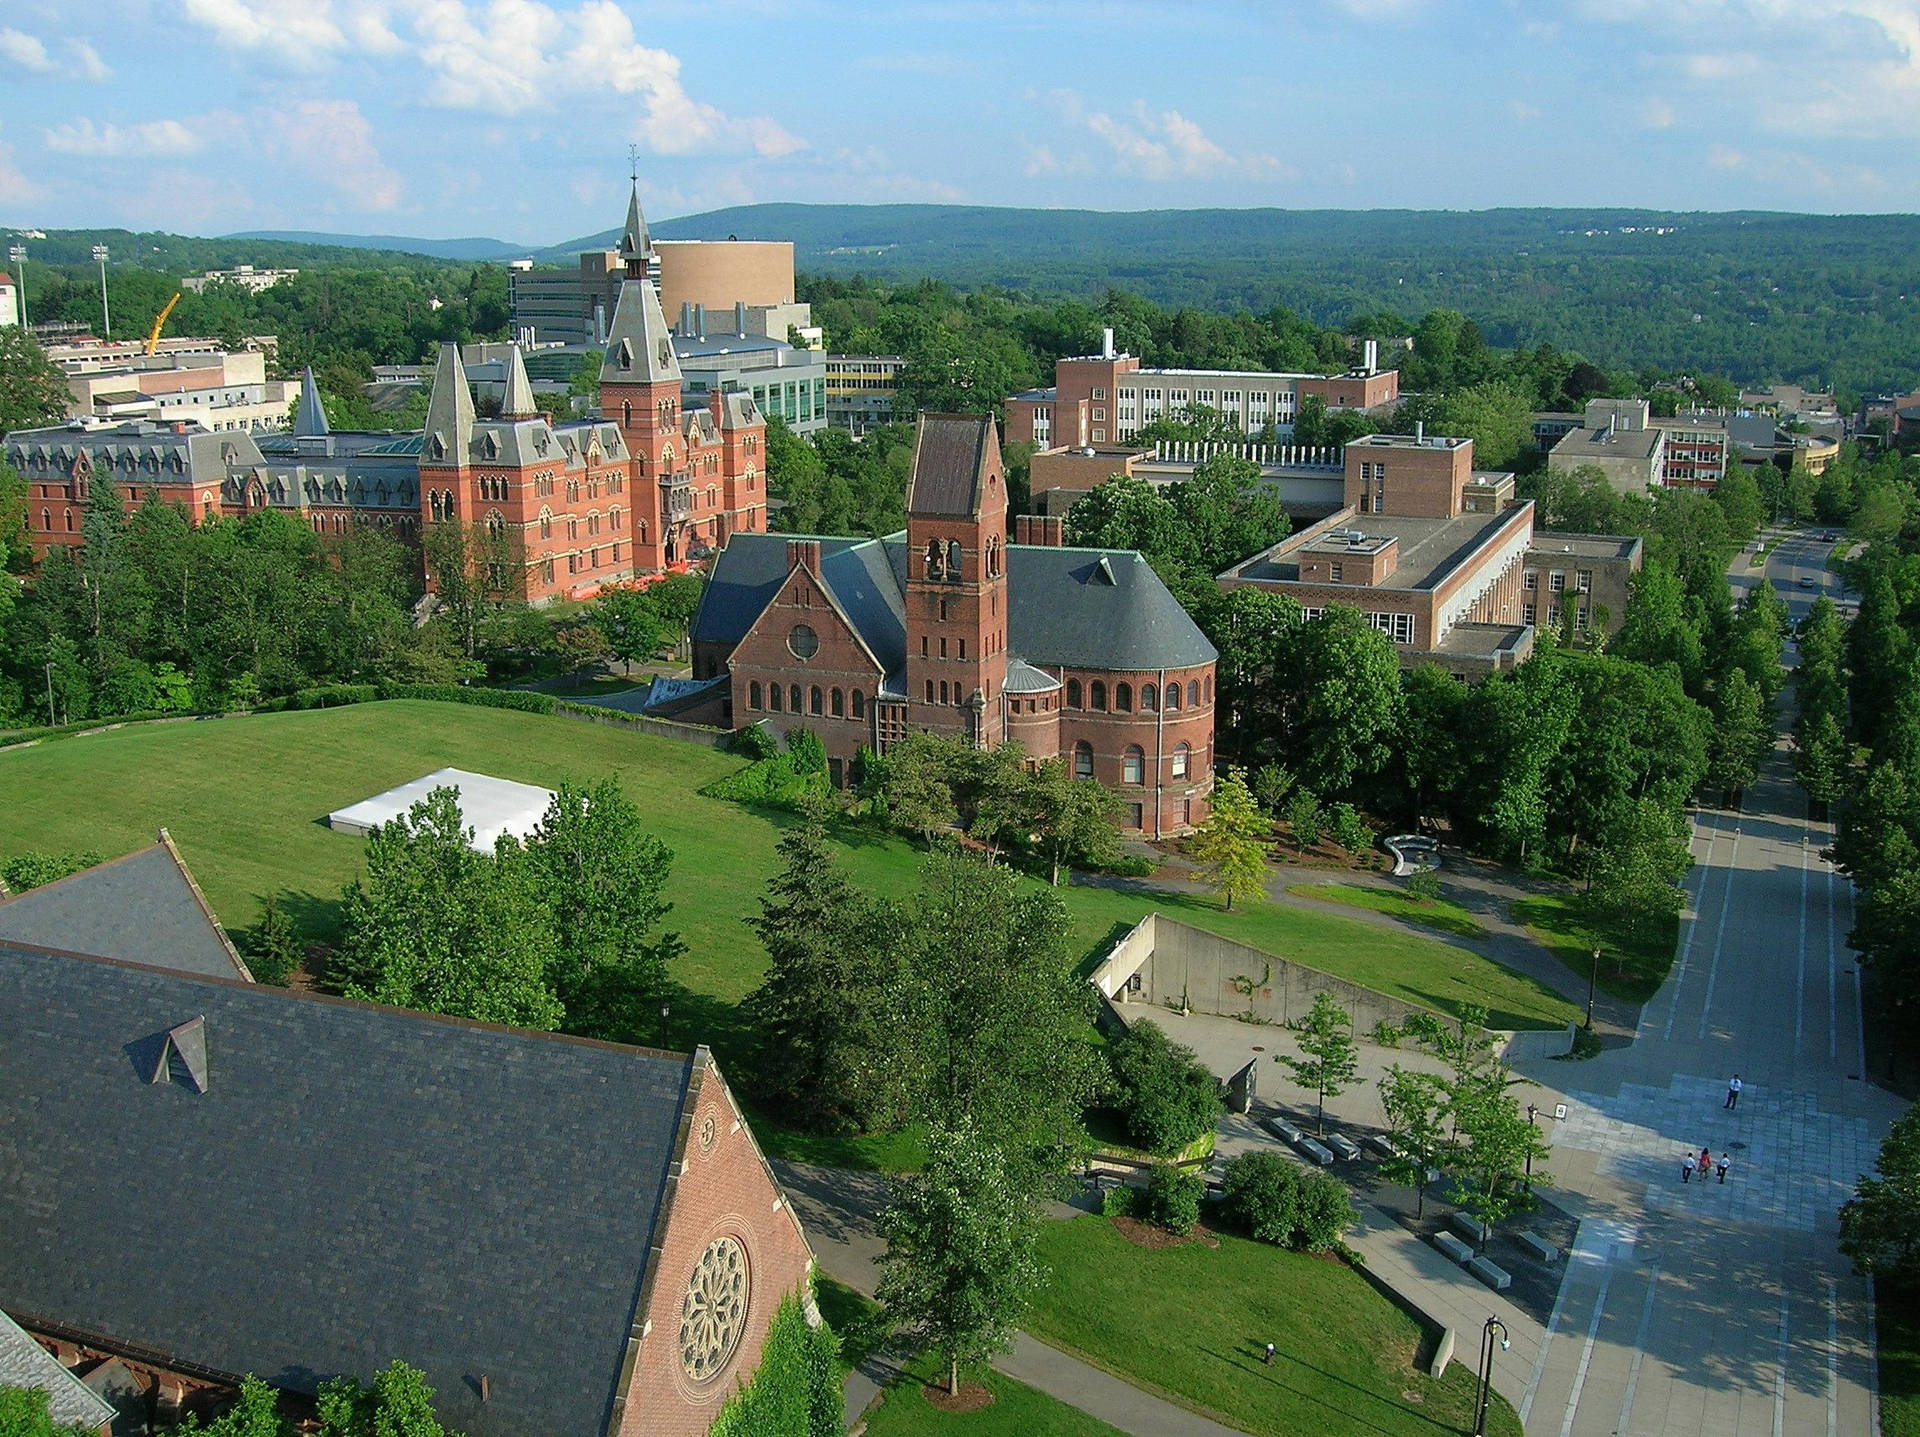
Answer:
[
  {"left": 1724, "top": 1074, "right": 1743, "bottom": 1110},
  {"left": 1717, "top": 1153, "right": 1731, "bottom": 1183},
  {"left": 1682, "top": 1151, "right": 1695, "bottom": 1183}
]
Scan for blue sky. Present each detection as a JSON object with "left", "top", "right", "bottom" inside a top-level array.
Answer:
[{"left": 1, "top": 0, "right": 1916, "bottom": 241}]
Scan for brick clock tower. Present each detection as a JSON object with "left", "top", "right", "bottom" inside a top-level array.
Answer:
[
  {"left": 904, "top": 414, "right": 1010, "bottom": 745},
  {"left": 598, "top": 184, "right": 690, "bottom": 570}
]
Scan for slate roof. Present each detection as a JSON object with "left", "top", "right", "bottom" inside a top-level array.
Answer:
[
  {"left": 0, "top": 839, "right": 249, "bottom": 980},
  {"left": 907, "top": 415, "right": 992, "bottom": 517},
  {"left": 0, "top": 946, "right": 693, "bottom": 1437},
  {"left": 602, "top": 279, "right": 679, "bottom": 387},
  {"left": 294, "top": 367, "right": 329, "bottom": 438},
  {"left": 0, "top": 1307, "right": 117, "bottom": 1433},
  {"left": 694, "top": 532, "right": 1214, "bottom": 677},
  {"left": 421, "top": 343, "right": 475, "bottom": 464}
]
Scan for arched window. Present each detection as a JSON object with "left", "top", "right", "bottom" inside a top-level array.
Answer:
[
  {"left": 486, "top": 510, "right": 504, "bottom": 538},
  {"left": 947, "top": 539, "right": 963, "bottom": 577},
  {"left": 769, "top": 683, "right": 783, "bottom": 712},
  {"left": 540, "top": 510, "right": 552, "bottom": 540},
  {"left": 1115, "top": 683, "right": 1132, "bottom": 713},
  {"left": 1172, "top": 742, "right": 1190, "bottom": 778},
  {"left": 939, "top": 681, "right": 949, "bottom": 704},
  {"left": 1123, "top": 746, "right": 1145, "bottom": 784},
  {"left": 925, "top": 537, "right": 943, "bottom": 579},
  {"left": 1188, "top": 680, "right": 1201, "bottom": 708},
  {"left": 65, "top": 508, "right": 75, "bottom": 532},
  {"left": 1206, "top": 675, "right": 1214, "bottom": 702},
  {"left": 1074, "top": 741, "right": 1094, "bottom": 780},
  {"left": 40, "top": 508, "right": 49, "bottom": 532},
  {"left": 1090, "top": 680, "right": 1107, "bottom": 711},
  {"left": 622, "top": 400, "right": 633, "bottom": 427},
  {"left": 749, "top": 681, "right": 763, "bottom": 710},
  {"left": 852, "top": 690, "right": 865, "bottom": 720},
  {"left": 810, "top": 685, "right": 823, "bottom": 716},
  {"left": 1166, "top": 682, "right": 1181, "bottom": 710},
  {"left": 1067, "top": 678, "right": 1082, "bottom": 709},
  {"left": 789, "top": 684, "right": 802, "bottom": 713},
  {"left": 926, "top": 679, "right": 935, "bottom": 703},
  {"left": 1142, "top": 683, "right": 1157, "bottom": 712}
]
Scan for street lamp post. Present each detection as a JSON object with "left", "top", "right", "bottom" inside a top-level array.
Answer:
[
  {"left": 91, "top": 244, "right": 110, "bottom": 340},
  {"left": 1524, "top": 1103, "right": 1538, "bottom": 1193},
  {"left": 7, "top": 245, "right": 26, "bottom": 330},
  {"left": 44, "top": 661, "right": 55, "bottom": 728},
  {"left": 1473, "top": 1315, "right": 1510, "bottom": 1437},
  {"left": 1586, "top": 946, "right": 1600, "bottom": 1030}
]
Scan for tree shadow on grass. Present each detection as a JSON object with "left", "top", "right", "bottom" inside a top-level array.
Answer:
[{"left": 1198, "top": 1340, "right": 1471, "bottom": 1437}]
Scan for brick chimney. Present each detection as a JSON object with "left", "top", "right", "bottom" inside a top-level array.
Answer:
[
  {"left": 1014, "top": 514, "right": 1065, "bottom": 547},
  {"left": 786, "top": 538, "right": 822, "bottom": 576}
]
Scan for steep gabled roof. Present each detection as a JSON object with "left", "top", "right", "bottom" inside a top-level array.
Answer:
[
  {"left": 0, "top": 836, "right": 250, "bottom": 980},
  {"left": 618, "top": 183, "right": 652, "bottom": 271},
  {"left": 0, "top": 947, "right": 694, "bottom": 1437},
  {"left": 421, "top": 342, "right": 475, "bottom": 465},
  {"left": 0, "top": 1307, "right": 117, "bottom": 1433},
  {"left": 499, "top": 345, "right": 538, "bottom": 420},
  {"left": 294, "top": 367, "right": 329, "bottom": 438},
  {"left": 906, "top": 413, "right": 994, "bottom": 518},
  {"left": 602, "top": 279, "right": 679, "bottom": 387}
]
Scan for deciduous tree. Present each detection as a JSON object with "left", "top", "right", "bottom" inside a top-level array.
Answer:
[
  {"left": 1279, "top": 991, "right": 1359, "bottom": 1135},
  {"left": 1191, "top": 767, "right": 1269, "bottom": 910}
]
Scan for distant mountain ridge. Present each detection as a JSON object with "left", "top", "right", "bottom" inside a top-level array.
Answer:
[{"left": 224, "top": 230, "right": 534, "bottom": 261}]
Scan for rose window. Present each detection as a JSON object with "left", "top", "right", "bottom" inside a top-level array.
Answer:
[{"left": 679, "top": 1237, "right": 749, "bottom": 1383}]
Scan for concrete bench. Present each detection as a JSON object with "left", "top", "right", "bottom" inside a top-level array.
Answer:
[
  {"left": 1433, "top": 1231, "right": 1475, "bottom": 1264},
  {"left": 1327, "top": 1134, "right": 1362, "bottom": 1162},
  {"left": 1517, "top": 1230, "right": 1560, "bottom": 1264},
  {"left": 1264, "top": 1116, "right": 1303, "bottom": 1144},
  {"left": 1449, "top": 1211, "right": 1492, "bottom": 1246},
  {"left": 1467, "top": 1256, "right": 1513, "bottom": 1291},
  {"left": 1364, "top": 1134, "right": 1400, "bottom": 1160},
  {"left": 1297, "top": 1138, "right": 1334, "bottom": 1166}
]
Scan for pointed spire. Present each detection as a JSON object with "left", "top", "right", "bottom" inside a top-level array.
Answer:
[
  {"left": 619, "top": 181, "right": 652, "bottom": 279},
  {"left": 602, "top": 277, "right": 680, "bottom": 386},
  {"left": 294, "top": 366, "right": 329, "bottom": 437},
  {"left": 500, "top": 345, "right": 537, "bottom": 419},
  {"left": 422, "top": 342, "right": 475, "bottom": 465}
]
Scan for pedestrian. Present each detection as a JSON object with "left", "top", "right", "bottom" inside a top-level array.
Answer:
[
  {"left": 1700, "top": 1145, "right": 1713, "bottom": 1178},
  {"left": 1717, "top": 1153, "right": 1731, "bottom": 1184},
  {"left": 1263, "top": 1342, "right": 1275, "bottom": 1366},
  {"left": 1682, "top": 1151, "right": 1695, "bottom": 1183},
  {"left": 1725, "top": 1074, "right": 1743, "bottom": 1110}
]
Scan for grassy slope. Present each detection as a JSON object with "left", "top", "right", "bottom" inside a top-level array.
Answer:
[
  {"left": 861, "top": 1354, "right": 1126, "bottom": 1437},
  {"left": 0, "top": 703, "right": 1575, "bottom": 1034},
  {"left": 1881, "top": 1284, "right": 1920, "bottom": 1437},
  {"left": 1511, "top": 894, "right": 1679, "bottom": 1005},
  {"left": 1024, "top": 1217, "right": 1522, "bottom": 1437},
  {"left": 1284, "top": 880, "right": 1489, "bottom": 940}
]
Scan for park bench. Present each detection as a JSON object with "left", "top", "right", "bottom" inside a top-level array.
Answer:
[
  {"left": 1467, "top": 1256, "right": 1513, "bottom": 1291},
  {"left": 1517, "top": 1231, "right": 1560, "bottom": 1264},
  {"left": 1433, "top": 1231, "right": 1474, "bottom": 1264}
]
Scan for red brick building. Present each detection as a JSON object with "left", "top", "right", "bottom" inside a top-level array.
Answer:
[{"left": 681, "top": 414, "right": 1218, "bottom": 836}]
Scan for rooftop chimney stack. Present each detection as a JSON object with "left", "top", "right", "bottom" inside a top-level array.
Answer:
[
  {"left": 1364, "top": 338, "right": 1378, "bottom": 372},
  {"left": 1415, "top": 420, "right": 1424, "bottom": 444},
  {"left": 1102, "top": 327, "right": 1115, "bottom": 360},
  {"left": 695, "top": 304, "right": 707, "bottom": 340},
  {"left": 735, "top": 300, "right": 747, "bottom": 337}
]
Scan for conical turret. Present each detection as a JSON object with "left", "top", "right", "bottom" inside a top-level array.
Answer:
[
  {"left": 500, "top": 345, "right": 538, "bottom": 420},
  {"left": 618, "top": 181, "right": 653, "bottom": 280},
  {"left": 294, "top": 366, "right": 329, "bottom": 437},
  {"left": 422, "top": 342, "right": 475, "bottom": 465},
  {"left": 602, "top": 277, "right": 680, "bottom": 387}
]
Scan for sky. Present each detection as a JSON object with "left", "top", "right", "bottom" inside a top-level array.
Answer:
[{"left": 1, "top": 0, "right": 1917, "bottom": 242}]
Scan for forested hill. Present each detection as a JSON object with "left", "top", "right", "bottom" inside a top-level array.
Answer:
[{"left": 634, "top": 204, "right": 1920, "bottom": 395}]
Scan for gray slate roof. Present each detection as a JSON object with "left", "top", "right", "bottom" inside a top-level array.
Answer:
[
  {"left": 0, "top": 1307, "right": 117, "bottom": 1432},
  {"left": 0, "top": 947, "right": 692, "bottom": 1437},
  {"left": 907, "top": 415, "right": 992, "bottom": 517},
  {"left": 602, "top": 279, "right": 680, "bottom": 387},
  {"left": 694, "top": 532, "right": 1214, "bottom": 676},
  {"left": 0, "top": 841, "right": 248, "bottom": 980},
  {"left": 422, "top": 343, "right": 475, "bottom": 464}
]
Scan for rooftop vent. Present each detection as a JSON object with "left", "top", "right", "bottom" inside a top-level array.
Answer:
[{"left": 149, "top": 1015, "right": 209, "bottom": 1093}]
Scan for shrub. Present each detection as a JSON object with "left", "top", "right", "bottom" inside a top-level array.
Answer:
[
  {"left": 244, "top": 895, "right": 302, "bottom": 986},
  {"left": 1285, "top": 790, "right": 1323, "bottom": 850},
  {"left": 1327, "top": 802, "right": 1370, "bottom": 854},
  {"left": 1101, "top": 1183, "right": 1137, "bottom": 1218},
  {"left": 1220, "top": 1150, "right": 1356, "bottom": 1250},
  {"left": 1109, "top": 1022, "right": 1222, "bottom": 1156},
  {"left": 2, "top": 850, "right": 103, "bottom": 893},
  {"left": 1142, "top": 1161, "right": 1204, "bottom": 1234},
  {"left": 1404, "top": 869, "right": 1441, "bottom": 903},
  {"left": 729, "top": 721, "right": 781, "bottom": 760},
  {"left": 707, "top": 1293, "right": 843, "bottom": 1437},
  {"left": 785, "top": 726, "right": 828, "bottom": 775},
  {"left": 702, "top": 755, "right": 832, "bottom": 811},
  {"left": 1372, "top": 1017, "right": 1404, "bottom": 1048},
  {"left": 374, "top": 682, "right": 555, "bottom": 714}
]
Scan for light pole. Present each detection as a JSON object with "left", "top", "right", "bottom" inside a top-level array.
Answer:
[
  {"left": 7, "top": 245, "right": 25, "bottom": 330},
  {"left": 1473, "top": 1315, "right": 1510, "bottom": 1437},
  {"left": 1586, "top": 946, "right": 1600, "bottom": 1030},
  {"left": 91, "top": 244, "right": 110, "bottom": 340},
  {"left": 1524, "top": 1103, "right": 1538, "bottom": 1193},
  {"left": 44, "top": 660, "right": 56, "bottom": 728}
]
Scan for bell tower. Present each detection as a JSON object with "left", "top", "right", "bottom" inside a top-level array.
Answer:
[
  {"left": 903, "top": 413, "right": 1009, "bottom": 745},
  {"left": 599, "top": 180, "right": 685, "bottom": 571}
]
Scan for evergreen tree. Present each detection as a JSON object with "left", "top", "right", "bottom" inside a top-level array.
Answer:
[{"left": 245, "top": 896, "right": 301, "bottom": 986}]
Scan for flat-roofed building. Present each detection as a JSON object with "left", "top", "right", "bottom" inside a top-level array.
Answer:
[
  {"left": 824, "top": 354, "right": 905, "bottom": 434},
  {"left": 1028, "top": 439, "right": 1346, "bottom": 523},
  {"left": 1549, "top": 398, "right": 1668, "bottom": 493},
  {"left": 180, "top": 264, "right": 298, "bottom": 295},
  {"left": 1520, "top": 532, "right": 1643, "bottom": 643}
]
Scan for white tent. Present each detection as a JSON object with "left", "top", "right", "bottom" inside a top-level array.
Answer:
[{"left": 326, "top": 768, "right": 556, "bottom": 851}]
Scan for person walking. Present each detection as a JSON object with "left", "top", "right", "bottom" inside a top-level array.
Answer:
[
  {"left": 1725, "top": 1074, "right": 1743, "bottom": 1110},
  {"left": 1263, "top": 1342, "right": 1275, "bottom": 1366},
  {"left": 1682, "top": 1151, "right": 1695, "bottom": 1183},
  {"left": 1717, "top": 1153, "right": 1731, "bottom": 1184},
  {"left": 1700, "top": 1145, "right": 1713, "bottom": 1179}
]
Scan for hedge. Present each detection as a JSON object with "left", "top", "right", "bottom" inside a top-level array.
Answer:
[{"left": 706, "top": 1293, "right": 842, "bottom": 1437}]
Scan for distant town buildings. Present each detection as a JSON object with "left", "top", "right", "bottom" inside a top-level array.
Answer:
[
  {"left": 179, "top": 263, "right": 298, "bottom": 295},
  {"left": 0, "top": 270, "right": 17, "bottom": 329},
  {"left": 1005, "top": 332, "right": 1401, "bottom": 449},
  {"left": 49, "top": 342, "right": 293, "bottom": 434}
]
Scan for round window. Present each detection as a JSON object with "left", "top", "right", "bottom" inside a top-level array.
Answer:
[
  {"left": 679, "top": 1237, "right": 749, "bottom": 1383},
  {"left": 788, "top": 624, "right": 819, "bottom": 659}
]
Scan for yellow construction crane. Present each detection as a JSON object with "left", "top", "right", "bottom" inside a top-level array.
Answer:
[{"left": 144, "top": 291, "right": 181, "bottom": 355}]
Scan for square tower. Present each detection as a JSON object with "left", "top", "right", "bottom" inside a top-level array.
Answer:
[{"left": 904, "top": 414, "right": 1010, "bottom": 745}]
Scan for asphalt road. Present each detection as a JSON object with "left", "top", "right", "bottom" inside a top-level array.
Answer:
[{"left": 1505, "top": 527, "right": 1903, "bottom": 1436}]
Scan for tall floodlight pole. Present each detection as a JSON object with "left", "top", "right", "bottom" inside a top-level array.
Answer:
[
  {"left": 92, "top": 244, "right": 110, "bottom": 340},
  {"left": 7, "top": 246, "right": 26, "bottom": 330}
]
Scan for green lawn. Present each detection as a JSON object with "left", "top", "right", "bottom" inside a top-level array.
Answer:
[
  {"left": 1024, "top": 1217, "right": 1521, "bottom": 1437},
  {"left": 1511, "top": 894, "right": 1679, "bottom": 1005},
  {"left": 1880, "top": 1282, "right": 1920, "bottom": 1437},
  {"left": 862, "top": 1353, "right": 1127, "bottom": 1437},
  {"left": 0, "top": 702, "right": 1576, "bottom": 1039},
  {"left": 1285, "top": 880, "right": 1489, "bottom": 941}
]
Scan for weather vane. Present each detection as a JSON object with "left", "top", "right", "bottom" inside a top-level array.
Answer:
[{"left": 628, "top": 143, "right": 640, "bottom": 184}]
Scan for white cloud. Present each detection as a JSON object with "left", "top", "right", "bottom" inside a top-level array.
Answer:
[
  {"left": 0, "top": 28, "right": 53, "bottom": 71},
  {"left": 179, "top": 0, "right": 400, "bottom": 66},
  {"left": 1708, "top": 143, "right": 1745, "bottom": 169},
  {"left": 0, "top": 126, "right": 43, "bottom": 206},
  {"left": 1044, "top": 91, "right": 1288, "bottom": 182},
  {"left": 1509, "top": 99, "right": 1542, "bottom": 122},
  {"left": 265, "top": 98, "right": 403, "bottom": 210},
  {"left": 69, "top": 39, "right": 112, "bottom": 82},
  {"left": 44, "top": 117, "right": 208, "bottom": 158}
]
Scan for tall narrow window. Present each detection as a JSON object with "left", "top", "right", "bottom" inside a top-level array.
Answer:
[
  {"left": 1067, "top": 679, "right": 1082, "bottom": 709},
  {"left": 1074, "top": 742, "right": 1094, "bottom": 780},
  {"left": 852, "top": 691, "right": 865, "bottom": 719},
  {"left": 1142, "top": 684, "right": 1157, "bottom": 712},
  {"left": 749, "top": 681, "right": 763, "bottom": 711},
  {"left": 1123, "top": 746, "right": 1145, "bottom": 784},
  {"left": 1172, "top": 743, "right": 1190, "bottom": 778},
  {"left": 1166, "top": 682, "right": 1181, "bottom": 711},
  {"left": 789, "top": 684, "right": 802, "bottom": 713},
  {"left": 1091, "top": 681, "right": 1107, "bottom": 712},
  {"left": 1115, "top": 683, "right": 1132, "bottom": 713},
  {"left": 769, "top": 684, "right": 783, "bottom": 713},
  {"left": 810, "top": 686, "right": 823, "bottom": 716},
  {"left": 831, "top": 687, "right": 844, "bottom": 717}
]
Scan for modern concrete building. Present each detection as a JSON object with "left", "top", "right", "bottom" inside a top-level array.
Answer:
[
  {"left": 1548, "top": 398, "right": 1668, "bottom": 493},
  {"left": 1004, "top": 332, "right": 1400, "bottom": 449},
  {"left": 55, "top": 346, "right": 294, "bottom": 434},
  {"left": 674, "top": 330, "right": 828, "bottom": 437},
  {"left": 180, "top": 264, "right": 298, "bottom": 295},
  {"left": 1520, "top": 533, "right": 1643, "bottom": 641},
  {"left": 1652, "top": 412, "right": 1730, "bottom": 487},
  {"left": 1219, "top": 431, "right": 1539, "bottom": 676},
  {"left": 824, "top": 354, "right": 906, "bottom": 434},
  {"left": 1028, "top": 439, "right": 1347, "bottom": 522}
]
